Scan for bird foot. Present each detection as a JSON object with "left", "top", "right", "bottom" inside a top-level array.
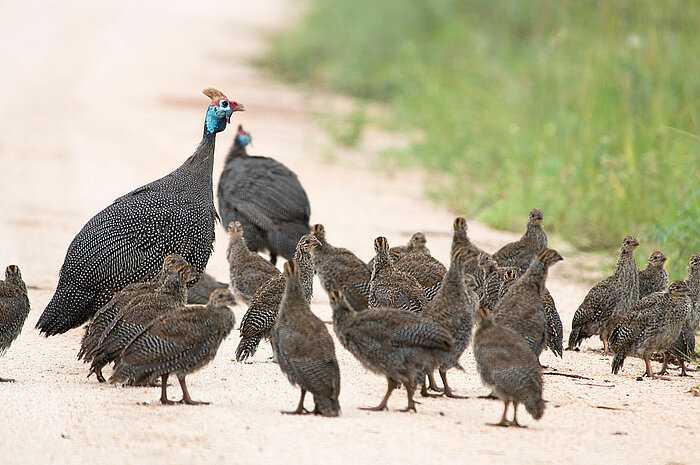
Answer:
[
  {"left": 282, "top": 408, "right": 311, "bottom": 415},
  {"left": 399, "top": 405, "right": 417, "bottom": 413},
  {"left": 443, "top": 391, "right": 469, "bottom": 399},
  {"left": 488, "top": 420, "right": 511, "bottom": 428},
  {"left": 359, "top": 405, "right": 388, "bottom": 412},
  {"left": 160, "top": 398, "right": 177, "bottom": 405},
  {"left": 478, "top": 393, "right": 497, "bottom": 400},
  {"left": 0, "top": 377, "right": 16, "bottom": 383},
  {"left": 180, "top": 399, "right": 210, "bottom": 406}
]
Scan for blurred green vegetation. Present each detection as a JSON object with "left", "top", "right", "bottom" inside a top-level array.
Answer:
[{"left": 262, "top": 0, "right": 700, "bottom": 278}]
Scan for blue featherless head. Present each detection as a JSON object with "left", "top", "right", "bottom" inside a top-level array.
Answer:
[
  {"left": 235, "top": 124, "right": 252, "bottom": 146},
  {"left": 202, "top": 87, "right": 245, "bottom": 134}
]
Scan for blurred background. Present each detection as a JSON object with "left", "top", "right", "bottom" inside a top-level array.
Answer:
[{"left": 263, "top": 0, "right": 700, "bottom": 278}]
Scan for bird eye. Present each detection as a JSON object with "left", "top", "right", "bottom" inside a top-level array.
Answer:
[{"left": 221, "top": 100, "right": 229, "bottom": 108}]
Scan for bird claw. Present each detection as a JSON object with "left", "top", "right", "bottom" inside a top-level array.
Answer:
[
  {"left": 180, "top": 399, "right": 210, "bottom": 405},
  {"left": 281, "top": 408, "right": 311, "bottom": 415},
  {"left": 359, "top": 405, "right": 388, "bottom": 412}
]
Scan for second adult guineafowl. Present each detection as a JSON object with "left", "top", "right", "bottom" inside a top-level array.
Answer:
[
  {"left": 37, "top": 88, "right": 244, "bottom": 336},
  {"left": 272, "top": 261, "right": 341, "bottom": 416},
  {"left": 217, "top": 124, "right": 311, "bottom": 265}
]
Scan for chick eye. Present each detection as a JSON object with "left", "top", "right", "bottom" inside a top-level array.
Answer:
[{"left": 221, "top": 100, "right": 229, "bottom": 108}]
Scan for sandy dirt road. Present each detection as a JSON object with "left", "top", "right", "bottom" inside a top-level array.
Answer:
[{"left": 0, "top": 1, "right": 698, "bottom": 464}]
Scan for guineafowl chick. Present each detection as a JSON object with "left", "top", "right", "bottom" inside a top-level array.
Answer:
[
  {"left": 638, "top": 251, "right": 668, "bottom": 298},
  {"left": 110, "top": 288, "right": 236, "bottom": 404},
  {"left": 492, "top": 209, "right": 548, "bottom": 272},
  {"left": 663, "top": 254, "right": 700, "bottom": 375},
  {"left": 474, "top": 252, "right": 498, "bottom": 298},
  {"left": 87, "top": 263, "right": 197, "bottom": 382},
  {"left": 187, "top": 272, "right": 230, "bottom": 305},
  {"left": 610, "top": 281, "right": 691, "bottom": 377},
  {"left": 450, "top": 217, "right": 487, "bottom": 275},
  {"left": 0, "top": 265, "right": 31, "bottom": 382},
  {"left": 421, "top": 247, "right": 479, "bottom": 398},
  {"left": 473, "top": 306, "right": 545, "bottom": 427},
  {"left": 498, "top": 271, "right": 564, "bottom": 358},
  {"left": 79, "top": 254, "right": 190, "bottom": 382},
  {"left": 235, "top": 234, "right": 321, "bottom": 361},
  {"left": 217, "top": 125, "right": 311, "bottom": 265},
  {"left": 329, "top": 290, "right": 452, "bottom": 412},
  {"left": 493, "top": 249, "right": 563, "bottom": 361},
  {"left": 310, "top": 224, "right": 371, "bottom": 311},
  {"left": 394, "top": 234, "right": 447, "bottom": 301},
  {"left": 367, "top": 232, "right": 431, "bottom": 270},
  {"left": 37, "top": 89, "right": 243, "bottom": 336},
  {"left": 481, "top": 264, "right": 520, "bottom": 311},
  {"left": 568, "top": 236, "right": 640, "bottom": 353},
  {"left": 272, "top": 261, "right": 341, "bottom": 416},
  {"left": 226, "top": 221, "right": 281, "bottom": 305},
  {"left": 369, "top": 237, "right": 427, "bottom": 313}
]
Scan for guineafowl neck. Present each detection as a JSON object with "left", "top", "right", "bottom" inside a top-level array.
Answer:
[
  {"left": 521, "top": 260, "right": 548, "bottom": 293},
  {"left": 525, "top": 223, "right": 547, "bottom": 248},
  {"left": 614, "top": 250, "right": 639, "bottom": 300},
  {"left": 227, "top": 237, "right": 251, "bottom": 263},
  {"left": 178, "top": 130, "right": 217, "bottom": 190},
  {"left": 224, "top": 141, "right": 248, "bottom": 163},
  {"left": 293, "top": 251, "right": 315, "bottom": 303},
  {"left": 279, "top": 279, "right": 306, "bottom": 316},
  {"left": 686, "top": 270, "right": 700, "bottom": 309},
  {"left": 440, "top": 261, "right": 466, "bottom": 297}
]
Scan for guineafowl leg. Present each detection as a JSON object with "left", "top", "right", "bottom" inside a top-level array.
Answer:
[
  {"left": 360, "top": 379, "right": 398, "bottom": 411},
  {"left": 478, "top": 390, "right": 497, "bottom": 399},
  {"left": 270, "top": 253, "right": 277, "bottom": 265},
  {"left": 283, "top": 388, "right": 310, "bottom": 415},
  {"left": 440, "top": 370, "right": 468, "bottom": 399},
  {"left": 511, "top": 402, "right": 524, "bottom": 428},
  {"left": 490, "top": 401, "right": 510, "bottom": 427},
  {"left": 177, "top": 374, "right": 210, "bottom": 405},
  {"left": 160, "top": 374, "right": 175, "bottom": 405},
  {"left": 643, "top": 356, "right": 655, "bottom": 378},
  {"left": 400, "top": 383, "right": 419, "bottom": 412},
  {"left": 420, "top": 374, "right": 442, "bottom": 398},
  {"left": 602, "top": 334, "right": 611, "bottom": 356},
  {"left": 679, "top": 359, "right": 689, "bottom": 377},
  {"left": 95, "top": 369, "right": 106, "bottom": 383},
  {"left": 427, "top": 371, "right": 443, "bottom": 392},
  {"left": 657, "top": 353, "right": 670, "bottom": 376}
]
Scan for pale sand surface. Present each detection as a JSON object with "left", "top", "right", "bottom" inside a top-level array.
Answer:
[{"left": 0, "top": 1, "right": 698, "bottom": 464}]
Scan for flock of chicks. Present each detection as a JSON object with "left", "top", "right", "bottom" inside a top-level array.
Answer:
[
  {"left": 1, "top": 88, "right": 698, "bottom": 429},
  {"left": 3, "top": 209, "right": 697, "bottom": 426}
]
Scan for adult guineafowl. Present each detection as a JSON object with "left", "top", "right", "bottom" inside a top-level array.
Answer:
[
  {"left": 37, "top": 88, "right": 244, "bottom": 336},
  {"left": 217, "top": 125, "right": 311, "bottom": 264}
]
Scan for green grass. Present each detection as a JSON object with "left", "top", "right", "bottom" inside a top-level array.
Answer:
[{"left": 262, "top": 0, "right": 700, "bottom": 278}]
